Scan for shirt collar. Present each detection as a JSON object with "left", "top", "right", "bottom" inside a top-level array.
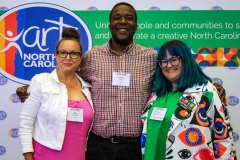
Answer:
[{"left": 107, "top": 39, "right": 135, "bottom": 55}]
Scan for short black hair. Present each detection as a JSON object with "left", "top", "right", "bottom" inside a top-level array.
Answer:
[{"left": 109, "top": 2, "right": 137, "bottom": 23}]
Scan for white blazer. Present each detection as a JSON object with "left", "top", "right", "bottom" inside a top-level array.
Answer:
[{"left": 19, "top": 69, "right": 93, "bottom": 153}]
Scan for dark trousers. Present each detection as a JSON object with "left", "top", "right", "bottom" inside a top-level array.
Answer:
[{"left": 86, "top": 132, "right": 142, "bottom": 160}]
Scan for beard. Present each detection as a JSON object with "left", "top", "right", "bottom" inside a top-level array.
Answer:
[{"left": 114, "top": 37, "right": 132, "bottom": 45}]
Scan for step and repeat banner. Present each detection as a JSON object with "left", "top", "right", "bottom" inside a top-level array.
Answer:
[{"left": 0, "top": 1, "right": 239, "bottom": 159}]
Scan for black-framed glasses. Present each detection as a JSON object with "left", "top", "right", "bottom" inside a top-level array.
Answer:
[
  {"left": 56, "top": 50, "right": 81, "bottom": 59},
  {"left": 158, "top": 56, "right": 181, "bottom": 68}
]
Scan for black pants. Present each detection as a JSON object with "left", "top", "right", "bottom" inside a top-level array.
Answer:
[{"left": 86, "top": 132, "right": 142, "bottom": 160}]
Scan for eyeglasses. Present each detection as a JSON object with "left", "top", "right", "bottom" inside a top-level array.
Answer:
[
  {"left": 159, "top": 56, "right": 181, "bottom": 68},
  {"left": 56, "top": 50, "right": 81, "bottom": 59}
]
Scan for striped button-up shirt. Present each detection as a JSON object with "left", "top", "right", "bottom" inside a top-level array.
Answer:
[{"left": 81, "top": 42, "right": 157, "bottom": 138}]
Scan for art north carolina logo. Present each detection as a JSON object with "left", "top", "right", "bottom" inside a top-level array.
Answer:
[{"left": 0, "top": 3, "right": 92, "bottom": 84}]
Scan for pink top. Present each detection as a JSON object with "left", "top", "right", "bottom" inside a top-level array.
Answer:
[{"left": 33, "top": 99, "right": 93, "bottom": 160}]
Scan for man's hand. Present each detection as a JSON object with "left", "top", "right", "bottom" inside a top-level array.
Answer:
[
  {"left": 213, "top": 82, "right": 227, "bottom": 106},
  {"left": 16, "top": 85, "right": 29, "bottom": 103},
  {"left": 23, "top": 152, "right": 34, "bottom": 160}
]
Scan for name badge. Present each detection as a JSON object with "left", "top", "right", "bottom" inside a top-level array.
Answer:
[
  {"left": 150, "top": 108, "right": 167, "bottom": 121},
  {"left": 112, "top": 72, "right": 131, "bottom": 87},
  {"left": 67, "top": 108, "right": 83, "bottom": 122}
]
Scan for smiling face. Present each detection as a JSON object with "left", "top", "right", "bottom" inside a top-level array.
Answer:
[
  {"left": 56, "top": 39, "right": 82, "bottom": 74},
  {"left": 109, "top": 4, "right": 137, "bottom": 46},
  {"left": 160, "top": 51, "right": 183, "bottom": 84}
]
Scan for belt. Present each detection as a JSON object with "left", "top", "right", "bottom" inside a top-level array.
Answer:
[{"left": 90, "top": 132, "right": 140, "bottom": 144}]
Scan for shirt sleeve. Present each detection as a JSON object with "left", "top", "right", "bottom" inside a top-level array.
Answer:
[{"left": 79, "top": 51, "right": 92, "bottom": 82}]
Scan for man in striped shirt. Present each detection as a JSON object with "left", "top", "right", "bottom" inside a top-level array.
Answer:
[{"left": 81, "top": 2, "right": 157, "bottom": 160}]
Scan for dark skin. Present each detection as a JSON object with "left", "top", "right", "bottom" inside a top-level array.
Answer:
[
  {"left": 16, "top": 5, "right": 229, "bottom": 160},
  {"left": 109, "top": 4, "right": 137, "bottom": 54},
  {"left": 17, "top": 3, "right": 138, "bottom": 102},
  {"left": 16, "top": 4, "right": 137, "bottom": 160},
  {"left": 16, "top": 85, "right": 29, "bottom": 103},
  {"left": 16, "top": 82, "right": 229, "bottom": 108},
  {"left": 16, "top": 6, "right": 228, "bottom": 107}
]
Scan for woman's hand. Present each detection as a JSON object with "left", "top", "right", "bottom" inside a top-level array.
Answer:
[{"left": 23, "top": 152, "right": 34, "bottom": 160}]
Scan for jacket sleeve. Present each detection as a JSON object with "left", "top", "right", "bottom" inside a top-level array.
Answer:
[
  {"left": 19, "top": 75, "right": 42, "bottom": 153},
  {"left": 210, "top": 85, "right": 237, "bottom": 160}
]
